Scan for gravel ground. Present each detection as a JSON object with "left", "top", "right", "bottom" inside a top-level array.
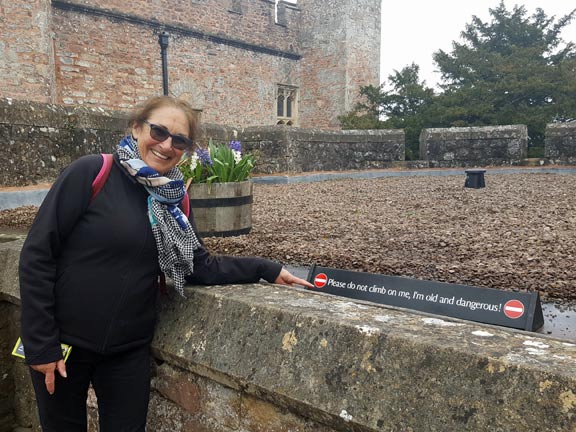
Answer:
[{"left": 1, "top": 173, "right": 575, "bottom": 304}]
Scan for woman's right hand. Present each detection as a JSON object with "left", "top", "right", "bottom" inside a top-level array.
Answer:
[{"left": 31, "top": 360, "right": 67, "bottom": 394}]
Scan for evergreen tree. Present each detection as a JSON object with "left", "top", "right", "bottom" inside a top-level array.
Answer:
[
  {"left": 339, "top": 64, "right": 436, "bottom": 159},
  {"left": 433, "top": 2, "right": 576, "bottom": 149},
  {"left": 340, "top": 2, "right": 576, "bottom": 158}
]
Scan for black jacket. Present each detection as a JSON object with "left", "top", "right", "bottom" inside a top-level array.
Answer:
[{"left": 19, "top": 154, "right": 282, "bottom": 365}]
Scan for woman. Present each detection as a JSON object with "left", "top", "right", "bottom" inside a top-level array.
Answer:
[{"left": 19, "top": 95, "right": 312, "bottom": 431}]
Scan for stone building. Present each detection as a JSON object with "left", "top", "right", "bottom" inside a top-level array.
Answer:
[{"left": 0, "top": 0, "right": 381, "bottom": 129}]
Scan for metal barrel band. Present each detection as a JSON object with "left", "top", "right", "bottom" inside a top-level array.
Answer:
[
  {"left": 189, "top": 195, "right": 253, "bottom": 208},
  {"left": 198, "top": 227, "right": 252, "bottom": 237}
]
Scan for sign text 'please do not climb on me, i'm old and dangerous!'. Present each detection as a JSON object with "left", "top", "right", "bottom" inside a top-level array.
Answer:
[{"left": 307, "top": 265, "right": 544, "bottom": 331}]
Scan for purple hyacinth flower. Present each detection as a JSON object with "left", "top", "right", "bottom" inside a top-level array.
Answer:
[
  {"left": 229, "top": 140, "right": 242, "bottom": 153},
  {"left": 196, "top": 147, "right": 213, "bottom": 166}
]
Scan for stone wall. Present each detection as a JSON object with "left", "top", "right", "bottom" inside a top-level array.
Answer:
[
  {"left": 420, "top": 125, "right": 529, "bottom": 167},
  {"left": 49, "top": 0, "right": 301, "bottom": 125},
  {"left": 0, "top": 237, "right": 39, "bottom": 432},
  {"left": 1, "top": 0, "right": 380, "bottom": 129},
  {"left": 54, "top": 0, "right": 300, "bottom": 53},
  {"left": 2, "top": 0, "right": 300, "bottom": 110},
  {"left": 1, "top": 238, "right": 575, "bottom": 431},
  {"left": 0, "top": 300, "right": 17, "bottom": 431},
  {"left": 545, "top": 122, "right": 576, "bottom": 164},
  {"left": 2, "top": 98, "right": 575, "bottom": 187},
  {"left": 0, "top": 0, "right": 54, "bottom": 103},
  {"left": 241, "top": 126, "right": 405, "bottom": 174},
  {"left": 0, "top": 99, "right": 404, "bottom": 187},
  {"left": 297, "top": 0, "right": 381, "bottom": 129},
  {"left": 0, "top": 98, "right": 126, "bottom": 186}
]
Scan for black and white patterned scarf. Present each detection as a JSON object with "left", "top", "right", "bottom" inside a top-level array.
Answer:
[{"left": 116, "top": 135, "right": 201, "bottom": 296}]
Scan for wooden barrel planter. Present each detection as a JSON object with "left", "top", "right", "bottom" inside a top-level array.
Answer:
[{"left": 187, "top": 180, "right": 253, "bottom": 237}]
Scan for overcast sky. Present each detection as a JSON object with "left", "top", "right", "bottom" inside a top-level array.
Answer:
[{"left": 380, "top": 0, "right": 576, "bottom": 88}]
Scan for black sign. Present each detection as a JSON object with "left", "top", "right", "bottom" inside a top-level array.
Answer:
[{"left": 307, "top": 265, "right": 544, "bottom": 331}]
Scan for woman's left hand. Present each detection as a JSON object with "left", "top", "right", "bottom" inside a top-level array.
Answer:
[{"left": 274, "top": 268, "right": 314, "bottom": 288}]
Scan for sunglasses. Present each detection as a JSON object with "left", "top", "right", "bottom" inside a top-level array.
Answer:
[{"left": 144, "top": 120, "right": 193, "bottom": 151}]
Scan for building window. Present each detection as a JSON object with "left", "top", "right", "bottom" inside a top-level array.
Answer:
[
  {"left": 276, "top": 85, "right": 298, "bottom": 126},
  {"left": 275, "top": 0, "right": 296, "bottom": 25},
  {"left": 277, "top": 94, "right": 284, "bottom": 117}
]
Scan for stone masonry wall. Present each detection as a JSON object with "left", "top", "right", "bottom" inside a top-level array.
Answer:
[
  {"left": 49, "top": 2, "right": 300, "bottom": 125},
  {"left": 545, "top": 122, "right": 576, "bottom": 164},
  {"left": 2, "top": 0, "right": 382, "bottom": 129},
  {"left": 1, "top": 99, "right": 574, "bottom": 187},
  {"left": 0, "top": 0, "right": 54, "bottom": 103},
  {"left": 0, "top": 98, "right": 126, "bottom": 186},
  {"left": 0, "top": 99, "right": 404, "bottom": 187},
  {"left": 1, "top": 0, "right": 380, "bottom": 131},
  {"left": 1, "top": 238, "right": 575, "bottom": 431},
  {"left": 0, "top": 237, "right": 39, "bottom": 432},
  {"left": 241, "top": 126, "right": 405, "bottom": 174},
  {"left": 0, "top": 300, "right": 17, "bottom": 432},
  {"left": 53, "top": 0, "right": 300, "bottom": 52},
  {"left": 1, "top": 0, "right": 302, "bottom": 126},
  {"left": 297, "top": 0, "right": 381, "bottom": 129},
  {"left": 420, "top": 125, "right": 529, "bottom": 167}
]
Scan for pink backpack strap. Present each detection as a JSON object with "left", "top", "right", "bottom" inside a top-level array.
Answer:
[
  {"left": 181, "top": 190, "right": 190, "bottom": 218},
  {"left": 91, "top": 154, "right": 114, "bottom": 203}
]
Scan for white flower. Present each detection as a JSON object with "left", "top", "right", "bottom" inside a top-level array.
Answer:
[
  {"left": 189, "top": 153, "right": 199, "bottom": 170},
  {"left": 232, "top": 149, "right": 242, "bottom": 164}
]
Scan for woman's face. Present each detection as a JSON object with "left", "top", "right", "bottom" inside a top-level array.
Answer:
[{"left": 132, "top": 106, "right": 189, "bottom": 174}]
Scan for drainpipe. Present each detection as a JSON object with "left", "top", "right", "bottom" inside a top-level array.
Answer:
[{"left": 159, "top": 32, "right": 169, "bottom": 96}]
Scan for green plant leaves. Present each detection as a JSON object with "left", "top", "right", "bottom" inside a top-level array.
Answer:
[{"left": 178, "top": 139, "right": 255, "bottom": 184}]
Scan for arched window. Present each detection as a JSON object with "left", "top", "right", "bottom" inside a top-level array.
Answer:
[
  {"left": 286, "top": 94, "right": 293, "bottom": 118},
  {"left": 277, "top": 94, "right": 284, "bottom": 117},
  {"left": 276, "top": 85, "right": 298, "bottom": 126}
]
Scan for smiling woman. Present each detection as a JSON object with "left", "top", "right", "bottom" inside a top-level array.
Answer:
[
  {"left": 132, "top": 107, "right": 189, "bottom": 174},
  {"left": 129, "top": 98, "right": 196, "bottom": 174},
  {"left": 17, "top": 95, "right": 313, "bottom": 430}
]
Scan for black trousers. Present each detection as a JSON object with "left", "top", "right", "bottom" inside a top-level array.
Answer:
[{"left": 29, "top": 344, "right": 151, "bottom": 432}]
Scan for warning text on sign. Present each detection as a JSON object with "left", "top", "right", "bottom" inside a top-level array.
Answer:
[
  {"left": 308, "top": 266, "right": 543, "bottom": 331},
  {"left": 335, "top": 279, "right": 502, "bottom": 313}
]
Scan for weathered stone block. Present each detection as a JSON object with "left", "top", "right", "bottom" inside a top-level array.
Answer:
[
  {"left": 0, "top": 100, "right": 128, "bottom": 186},
  {"left": 153, "top": 283, "right": 576, "bottom": 432},
  {"left": 150, "top": 363, "right": 241, "bottom": 431},
  {"left": 240, "top": 127, "right": 405, "bottom": 174},
  {"left": 148, "top": 391, "right": 216, "bottom": 432},
  {"left": 0, "top": 238, "right": 23, "bottom": 304},
  {"left": 421, "top": 125, "right": 528, "bottom": 164},
  {"left": 11, "top": 360, "right": 39, "bottom": 430},
  {"left": 545, "top": 122, "right": 576, "bottom": 160}
]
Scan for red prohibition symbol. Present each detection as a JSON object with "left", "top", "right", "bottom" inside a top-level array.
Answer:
[
  {"left": 314, "top": 273, "right": 328, "bottom": 288},
  {"left": 503, "top": 299, "right": 525, "bottom": 319}
]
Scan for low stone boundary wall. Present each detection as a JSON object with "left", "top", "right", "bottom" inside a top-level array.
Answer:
[
  {"left": 1, "top": 238, "right": 575, "bottom": 431},
  {"left": 240, "top": 126, "right": 405, "bottom": 174},
  {"left": 420, "top": 125, "right": 528, "bottom": 167},
  {"left": 546, "top": 122, "right": 576, "bottom": 164},
  {"left": 0, "top": 99, "right": 126, "bottom": 186},
  {"left": 0, "top": 98, "right": 405, "bottom": 187},
  {"left": 1, "top": 98, "right": 575, "bottom": 187}
]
